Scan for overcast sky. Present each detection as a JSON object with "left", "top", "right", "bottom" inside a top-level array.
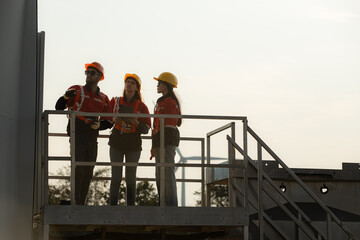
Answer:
[{"left": 39, "top": 0, "right": 360, "bottom": 174}]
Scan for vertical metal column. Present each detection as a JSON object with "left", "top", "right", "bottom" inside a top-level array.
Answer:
[
  {"left": 43, "top": 113, "right": 49, "bottom": 205},
  {"left": 242, "top": 119, "right": 249, "bottom": 207},
  {"left": 257, "top": 142, "right": 264, "bottom": 240},
  {"left": 243, "top": 118, "right": 249, "bottom": 240},
  {"left": 159, "top": 117, "right": 165, "bottom": 207},
  {"left": 296, "top": 212, "right": 301, "bottom": 240},
  {"left": 33, "top": 31, "right": 45, "bottom": 217},
  {"left": 201, "top": 138, "right": 205, "bottom": 207},
  {"left": 206, "top": 135, "right": 211, "bottom": 207},
  {"left": 228, "top": 122, "right": 236, "bottom": 206},
  {"left": 70, "top": 112, "right": 76, "bottom": 205},
  {"left": 43, "top": 223, "right": 49, "bottom": 240},
  {"left": 42, "top": 112, "right": 49, "bottom": 240},
  {"left": 228, "top": 139, "right": 236, "bottom": 206},
  {"left": 327, "top": 213, "right": 331, "bottom": 240}
]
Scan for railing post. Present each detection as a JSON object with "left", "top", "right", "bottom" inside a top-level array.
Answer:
[
  {"left": 228, "top": 138, "right": 236, "bottom": 206},
  {"left": 243, "top": 119, "right": 249, "bottom": 209},
  {"left": 201, "top": 138, "right": 206, "bottom": 207},
  {"left": 43, "top": 112, "right": 49, "bottom": 205},
  {"left": 243, "top": 118, "right": 249, "bottom": 240},
  {"left": 159, "top": 117, "right": 165, "bottom": 207},
  {"left": 296, "top": 212, "right": 301, "bottom": 240},
  {"left": 70, "top": 112, "right": 76, "bottom": 205},
  {"left": 231, "top": 122, "right": 235, "bottom": 142},
  {"left": 230, "top": 121, "right": 237, "bottom": 206},
  {"left": 206, "top": 135, "right": 211, "bottom": 207},
  {"left": 257, "top": 142, "right": 264, "bottom": 240},
  {"left": 327, "top": 212, "right": 331, "bottom": 240}
]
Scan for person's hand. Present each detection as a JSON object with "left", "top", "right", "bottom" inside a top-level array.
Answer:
[
  {"left": 85, "top": 117, "right": 100, "bottom": 129},
  {"left": 63, "top": 88, "right": 77, "bottom": 99},
  {"left": 150, "top": 148, "right": 155, "bottom": 160},
  {"left": 90, "top": 120, "right": 100, "bottom": 130},
  {"left": 126, "top": 117, "right": 139, "bottom": 127},
  {"left": 112, "top": 117, "right": 122, "bottom": 123}
]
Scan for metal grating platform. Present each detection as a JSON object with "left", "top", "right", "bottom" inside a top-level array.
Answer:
[{"left": 44, "top": 206, "right": 247, "bottom": 226}]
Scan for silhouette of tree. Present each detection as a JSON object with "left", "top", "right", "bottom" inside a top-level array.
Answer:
[
  {"left": 48, "top": 166, "right": 158, "bottom": 206},
  {"left": 194, "top": 184, "right": 229, "bottom": 207}
]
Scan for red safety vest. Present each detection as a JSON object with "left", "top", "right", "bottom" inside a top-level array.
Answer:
[
  {"left": 70, "top": 85, "right": 106, "bottom": 123},
  {"left": 113, "top": 97, "right": 140, "bottom": 133},
  {"left": 152, "top": 96, "right": 179, "bottom": 135}
]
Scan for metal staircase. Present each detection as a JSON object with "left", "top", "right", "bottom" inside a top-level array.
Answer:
[{"left": 206, "top": 122, "right": 359, "bottom": 240}]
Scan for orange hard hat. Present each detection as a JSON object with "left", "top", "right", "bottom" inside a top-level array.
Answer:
[
  {"left": 124, "top": 73, "right": 142, "bottom": 91},
  {"left": 85, "top": 62, "right": 105, "bottom": 81}
]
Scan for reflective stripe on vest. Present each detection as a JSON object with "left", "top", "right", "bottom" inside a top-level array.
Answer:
[
  {"left": 152, "top": 100, "right": 179, "bottom": 135},
  {"left": 114, "top": 97, "right": 140, "bottom": 133},
  {"left": 70, "top": 85, "right": 105, "bottom": 123},
  {"left": 152, "top": 103, "right": 161, "bottom": 135}
]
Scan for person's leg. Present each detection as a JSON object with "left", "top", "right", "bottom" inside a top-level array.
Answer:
[
  {"left": 124, "top": 151, "right": 141, "bottom": 206},
  {"left": 164, "top": 145, "right": 178, "bottom": 206},
  {"left": 154, "top": 146, "right": 178, "bottom": 206},
  {"left": 109, "top": 147, "right": 125, "bottom": 205},
  {"left": 74, "top": 137, "right": 87, "bottom": 205},
  {"left": 74, "top": 135, "right": 97, "bottom": 205},
  {"left": 81, "top": 139, "right": 97, "bottom": 205},
  {"left": 154, "top": 148, "right": 161, "bottom": 204}
]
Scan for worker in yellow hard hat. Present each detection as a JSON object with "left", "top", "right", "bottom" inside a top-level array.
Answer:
[
  {"left": 150, "top": 72, "right": 182, "bottom": 206},
  {"left": 55, "top": 61, "right": 112, "bottom": 205},
  {"left": 108, "top": 73, "right": 151, "bottom": 206}
]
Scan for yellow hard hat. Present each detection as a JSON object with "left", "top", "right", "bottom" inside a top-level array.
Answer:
[
  {"left": 85, "top": 62, "right": 105, "bottom": 81},
  {"left": 124, "top": 73, "right": 142, "bottom": 91},
  {"left": 154, "top": 72, "right": 178, "bottom": 88}
]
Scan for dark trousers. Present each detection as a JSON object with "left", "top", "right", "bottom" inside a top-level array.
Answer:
[
  {"left": 155, "top": 145, "right": 178, "bottom": 206},
  {"left": 73, "top": 134, "right": 97, "bottom": 205},
  {"left": 109, "top": 147, "right": 141, "bottom": 206}
]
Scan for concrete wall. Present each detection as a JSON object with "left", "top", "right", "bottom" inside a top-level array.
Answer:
[{"left": 0, "top": 0, "right": 37, "bottom": 239}]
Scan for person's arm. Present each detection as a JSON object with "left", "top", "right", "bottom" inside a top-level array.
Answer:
[
  {"left": 99, "top": 120, "right": 113, "bottom": 130},
  {"left": 136, "top": 122, "right": 149, "bottom": 134},
  {"left": 137, "top": 103, "right": 151, "bottom": 134},
  {"left": 163, "top": 99, "right": 179, "bottom": 126},
  {"left": 55, "top": 88, "right": 77, "bottom": 110},
  {"left": 100, "top": 95, "right": 114, "bottom": 123},
  {"left": 55, "top": 96, "right": 67, "bottom": 110}
]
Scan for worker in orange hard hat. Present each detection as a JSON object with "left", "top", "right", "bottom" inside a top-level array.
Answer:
[
  {"left": 55, "top": 61, "right": 112, "bottom": 205},
  {"left": 150, "top": 72, "right": 182, "bottom": 206},
  {"left": 108, "top": 73, "right": 151, "bottom": 206},
  {"left": 85, "top": 62, "right": 105, "bottom": 81}
]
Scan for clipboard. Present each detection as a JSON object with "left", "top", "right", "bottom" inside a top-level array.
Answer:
[
  {"left": 118, "top": 104, "right": 134, "bottom": 113},
  {"left": 118, "top": 104, "right": 134, "bottom": 122}
]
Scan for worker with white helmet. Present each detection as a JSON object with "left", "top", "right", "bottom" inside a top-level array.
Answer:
[
  {"left": 108, "top": 73, "right": 151, "bottom": 206},
  {"left": 55, "top": 62, "right": 112, "bottom": 205},
  {"left": 151, "top": 72, "right": 182, "bottom": 206}
]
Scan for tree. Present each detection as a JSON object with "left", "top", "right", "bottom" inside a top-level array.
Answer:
[
  {"left": 135, "top": 180, "right": 158, "bottom": 206},
  {"left": 194, "top": 184, "right": 229, "bottom": 207},
  {"left": 48, "top": 166, "right": 158, "bottom": 206}
]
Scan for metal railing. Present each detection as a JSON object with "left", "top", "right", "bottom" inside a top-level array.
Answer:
[
  {"left": 36, "top": 110, "right": 247, "bottom": 209},
  {"left": 225, "top": 125, "right": 358, "bottom": 240},
  {"left": 34, "top": 110, "right": 357, "bottom": 240}
]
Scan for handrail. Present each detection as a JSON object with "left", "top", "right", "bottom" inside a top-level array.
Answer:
[
  {"left": 41, "top": 110, "right": 247, "bottom": 209},
  {"left": 227, "top": 136, "right": 327, "bottom": 238},
  {"left": 231, "top": 179, "right": 292, "bottom": 239},
  {"left": 246, "top": 126, "right": 358, "bottom": 240},
  {"left": 227, "top": 128, "right": 358, "bottom": 240},
  {"left": 43, "top": 110, "right": 247, "bottom": 121},
  {"left": 39, "top": 109, "right": 358, "bottom": 239},
  {"left": 228, "top": 136, "right": 325, "bottom": 239},
  {"left": 205, "top": 122, "right": 237, "bottom": 207}
]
